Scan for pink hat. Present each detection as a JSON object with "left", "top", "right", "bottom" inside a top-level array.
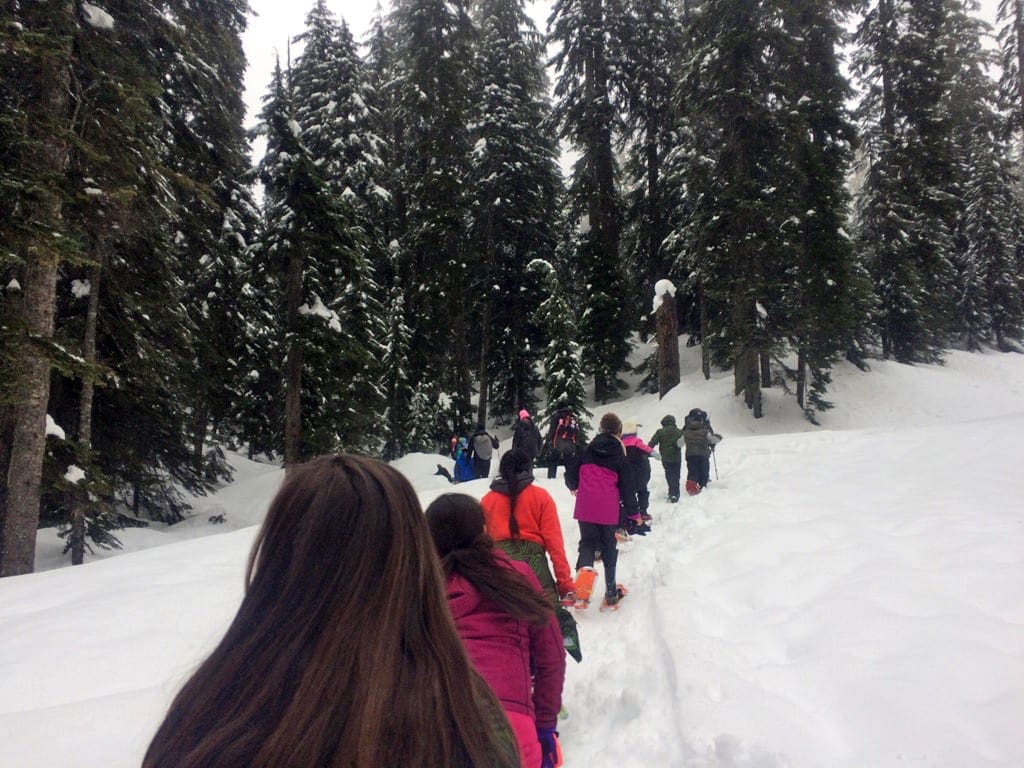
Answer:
[{"left": 518, "top": 409, "right": 530, "bottom": 420}]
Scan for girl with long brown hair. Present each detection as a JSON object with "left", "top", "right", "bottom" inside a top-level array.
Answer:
[
  {"left": 143, "top": 454, "right": 519, "bottom": 768},
  {"left": 426, "top": 493, "right": 566, "bottom": 768}
]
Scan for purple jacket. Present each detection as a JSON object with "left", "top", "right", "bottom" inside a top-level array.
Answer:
[
  {"left": 565, "top": 432, "right": 638, "bottom": 524},
  {"left": 446, "top": 554, "right": 566, "bottom": 728}
]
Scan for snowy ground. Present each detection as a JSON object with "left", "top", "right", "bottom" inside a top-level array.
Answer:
[{"left": 2, "top": 345, "right": 1023, "bottom": 767}]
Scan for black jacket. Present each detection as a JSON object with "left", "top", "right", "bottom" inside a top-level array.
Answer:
[{"left": 512, "top": 418, "right": 542, "bottom": 459}]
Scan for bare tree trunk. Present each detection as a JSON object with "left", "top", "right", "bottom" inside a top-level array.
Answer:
[
  {"left": 70, "top": 263, "right": 102, "bottom": 565},
  {"left": 1, "top": 2, "right": 75, "bottom": 577},
  {"left": 759, "top": 349, "right": 771, "bottom": 388},
  {"left": 283, "top": 247, "right": 304, "bottom": 470},
  {"left": 745, "top": 347, "right": 762, "bottom": 418},
  {"left": 700, "top": 288, "right": 710, "bottom": 380},
  {"left": 476, "top": 303, "right": 490, "bottom": 426},
  {"left": 796, "top": 348, "right": 807, "bottom": 410},
  {"left": 656, "top": 291, "right": 680, "bottom": 398}
]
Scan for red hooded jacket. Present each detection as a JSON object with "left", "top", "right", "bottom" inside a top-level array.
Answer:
[{"left": 445, "top": 554, "right": 566, "bottom": 729}]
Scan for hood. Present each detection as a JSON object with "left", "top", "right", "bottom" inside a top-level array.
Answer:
[
  {"left": 660, "top": 415, "right": 676, "bottom": 426},
  {"left": 489, "top": 470, "right": 535, "bottom": 496},
  {"left": 622, "top": 434, "right": 652, "bottom": 454},
  {"left": 589, "top": 431, "right": 625, "bottom": 458}
]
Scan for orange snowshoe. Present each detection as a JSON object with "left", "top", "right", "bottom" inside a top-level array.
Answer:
[{"left": 572, "top": 567, "right": 598, "bottom": 609}]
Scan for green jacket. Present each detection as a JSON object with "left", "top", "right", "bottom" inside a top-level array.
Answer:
[{"left": 648, "top": 415, "right": 683, "bottom": 463}]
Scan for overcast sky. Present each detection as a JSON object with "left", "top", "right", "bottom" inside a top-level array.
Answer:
[{"left": 241, "top": 0, "right": 1004, "bottom": 129}]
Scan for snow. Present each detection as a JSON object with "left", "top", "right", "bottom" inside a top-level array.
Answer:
[
  {"left": 652, "top": 278, "right": 677, "bottom": 313},
  {"left": 2, "top": 345, "right": 1024, "bottom": 768},
  {"left": 297, "top": 294, "right": 342, "bottom": 332},
  {"left": 44, "top": 414, "right": 65, "bottom": 440},
  {"left": 5, "top": 279, "right": 20, "bottom": 292},
  {"left": 71, "top": 279, "right": 91, "bottom": 299},
  {"left": 63, "top": 465, "right": 86, "bottom": 484},
  {"left": 80, "top": 3, "right": 115, "bottom": 31}
]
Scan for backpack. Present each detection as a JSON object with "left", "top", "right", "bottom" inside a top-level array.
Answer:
[
  {"left": 554, "top": 415, "right": 577, "bottom": 454},
  {"left": 472, "top": 432, "right": 494, "bottom": 461}
]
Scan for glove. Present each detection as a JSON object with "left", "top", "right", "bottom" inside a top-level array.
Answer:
[{"left": 537, "top": 727, "right": 562, "bottom": 768}]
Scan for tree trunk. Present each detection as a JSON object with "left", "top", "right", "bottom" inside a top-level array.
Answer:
[
  {"left": 71, "top": 263, "right": 102, "bottom": 566},
  {"left": 700, "top": 289, "right": 710, "bottom": 380},
  {"left": 745, "top": 347, "right": 762, "bottom": 418},
  {"left": 796, "top": 348, "right": 807, "bottom": 410},
  {"left": 759, "top": 349, "right": 771, "bottom": 388},
  {"left": 283, "top": 246, "right": 305, "bottom": 470},
  {"left": 0, "top": 2, "right": 75, "bottom": 577},
  {"left": 476, "top": 303, "right": 490, "bottom": 426},
  {"left": 655, "top": 292, "right": 680, "bottom": 399}
]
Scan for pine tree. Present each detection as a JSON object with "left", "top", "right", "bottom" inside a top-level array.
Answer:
[
  {"left": 852, "top": 0, "right": 958, "bottom": 362},
  {"left": 468, "top": 0, "right": 563, "bottom": 424},
  {"left": 386, "top": 0, "right": 477, "bottom": 441},
  {"left": 529, "top": 259, "right": 591, "bottom": 434},
  {"left": 997, "top": 0, "right": 1024, "bottom": 140},
  {"left": 256, "top": 60, "right": 383, "bottom": 463},
  {"left": 0, "top": 0, "right": 77, "bottom": 576},
  {"left": 673, "top": 0, "right": 796, "bottom": 418},
  {"left": 550, "top": 0, "right": 632, "bottom": 402}
]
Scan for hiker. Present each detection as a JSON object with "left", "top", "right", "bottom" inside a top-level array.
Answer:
[
  {"left": 480, "top": 449, "right": 582, "bottom": 663},
  {"left": 647, "top": 414, "right": 684, "bottom": 502},
  {"left": 544, "top": 404, "right": 579, "bottom": 480},
  {"left": 681, "top": 408, "right": 719, "bottom": 495},
  {"left": 511, "top": 408, "right": 543, "bottom": 463},
  {"left": 453, "top": 437, "right": 475, "bottom": 483},
  {"left": 426, "top": 493, "right": 566, "bottom": 768},
  {"left": 565, "top": 412, "right": 638, "bottom": 609},
  {"left": 621, "top": 420, "right": 653, "bottom": 533},
  {"left": 142, "top": 455, "right": 519, "bottom": 768},
  {"left": 468, "top": 423, "right": 500, "bottom": 479}
]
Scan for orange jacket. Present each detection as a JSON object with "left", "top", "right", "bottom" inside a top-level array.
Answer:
[{"left": 480, "top": 483, "right": 573, "bottom": 596}]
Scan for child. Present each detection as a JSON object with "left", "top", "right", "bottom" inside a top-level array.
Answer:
[
  {"left": 481, "top": 449, "right": 581, "bottom": 662},
  {"left": 647, "top": 414, "right": 684, "bottom": 502},
  {"left": 426, "top": 494, "right": 566, "bottom": 768},
  {"left": 468, "top": 423, "right": 500, "bottom": 479},
  {"left": 143, "top": 455, "right": 519, "bottom": 768},
  {"left": 681, "top": 408, "right": 718, "bottom": 494},
  {"left": 564, "top": 412, "right": 639, "bottom": 609},
  {"left": 453, "top": 436, "right": 475, "bottom": 483},
  {"left": 621, "top": 421, "right": 653, "bottom": 533},
  {"left": 544, "top": 403, "right": 579, "bottom": 479}
]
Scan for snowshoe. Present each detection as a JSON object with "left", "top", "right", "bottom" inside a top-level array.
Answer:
[
  {"left": 685, "top": 479, "right": 701, "bottom": 496},
  {"left": 599, "top": 584, "right": 628, "bottom": 612},
  {"left": 615, "top": 528, "right": 632, "bottom": 543},
  {"left": 572, "top": 567, "right": 598, "bottom": 609}
]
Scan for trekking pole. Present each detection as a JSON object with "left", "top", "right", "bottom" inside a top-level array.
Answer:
[{"left": 712, "top": 447, "right": 718, "bottom": 481}]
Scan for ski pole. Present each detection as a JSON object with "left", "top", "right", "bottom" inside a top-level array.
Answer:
[{"left": 712, "top": 447, "right": 718, "bottom": 480}]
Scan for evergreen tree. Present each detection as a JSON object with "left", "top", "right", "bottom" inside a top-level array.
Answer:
[
  {"left": 549, "top": 0, "right": 632, "bottom": 402},
  {"left": 529, "top": 259, "right": 591, "bottom": 435},
  {"left": 946, "top": 2, "right": 1024, "bottom": 351},
  {"left": 387, "top": 0, "right": 477, "bottom": 441},
  {"left": 852, "top": 0, "right": 958, "bottom": 362},
  {"left": 997, "top": 0, "right": 1024, "bottom": 141},
  {"left": 256, "top": 60, "right": 383, "bottom": 463},
  {"left": 468, "top": 0, "right": 563, "bottom": 423},
  {"left": 673, "top": 0, "right": 795, "bottom": 417}
]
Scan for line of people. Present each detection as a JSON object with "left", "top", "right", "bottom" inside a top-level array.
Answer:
[{"left": 147, "top": 407, "right": 723, "bottom": 767}]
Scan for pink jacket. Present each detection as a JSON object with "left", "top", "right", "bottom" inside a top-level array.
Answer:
[{"left": 446, "top": 554, "right": 566, "bottom": 728}]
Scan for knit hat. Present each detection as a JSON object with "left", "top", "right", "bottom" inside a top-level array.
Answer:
[
  {"left": 458, "top": 436, "right": 468, "bottom": 448},
  {"left": 518, "top": 409, "right": 530, "bottom": 420},
  {"left": 622, "top": 420, "right": 639, "bottom": 436}
]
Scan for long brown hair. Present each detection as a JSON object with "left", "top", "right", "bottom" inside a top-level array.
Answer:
[
  {"left": 426, "top": 493, "right": 552, "bottom": 626},
  {"left": 143, "top": 455, "right": 519, "bottom": 768},
  {"left": 497, "top": 449, "right": 533, "bottom": 538}
]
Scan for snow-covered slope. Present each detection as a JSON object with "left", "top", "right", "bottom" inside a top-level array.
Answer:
[{"left": 2, "top": 348, "right": 1023, "bottom": 768}]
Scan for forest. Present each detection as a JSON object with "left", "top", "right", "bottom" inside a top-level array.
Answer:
[{"left": 1, "top": 0, "right": 1022, "bottom": 575}]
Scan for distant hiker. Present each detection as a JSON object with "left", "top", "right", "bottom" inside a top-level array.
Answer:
[
  {"left": 480, "top": 449, "right": 582, "bottom": 663},
  {"left": 565, "top": 412, "right": 638, "bottom": 610},
  {"left": 453, "top": 437, "right": 475, "bottom": 483},
  {"left": 425, "top": 494, "right": 566, "bottom": 768},
  {"left": 621, "top": 421, "right": 652, "bottom": 533},
  {"left": 468, "top": 424, "right": 500, "bottom": 479},
  {"left": 647, "top": 414, "right": 684, "bottom": 502},
  {"left": 544, "top": 403, "right": 579, "bottom": 479},
  {"left": 681, "top": 408, "right": 720, "bottom": 495},
  {"left": 511, "top": 408, "right": 543, "bottom": 462}
]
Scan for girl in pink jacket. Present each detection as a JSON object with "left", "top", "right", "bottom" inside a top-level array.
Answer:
[{"left": 426, "top": 494, "right": 567, "bottom": 768}]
